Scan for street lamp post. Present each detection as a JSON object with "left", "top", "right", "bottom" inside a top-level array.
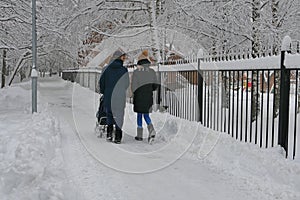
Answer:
[{"left": 31, "top": 0, "right": 37, "bottom": 113}]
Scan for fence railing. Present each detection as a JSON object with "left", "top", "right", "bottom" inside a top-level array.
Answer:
[
  {"left": 198, "top": 69, "right": 297, "bottom": 154},
  {"left": 62, "top": 69, "right": 101, "bottom": 93},
  {"left": 159, "top": 70, "right": 199, "bottom": 121},
  {"left": 62, "top": 37, "right": 300, "bottom": 160}
]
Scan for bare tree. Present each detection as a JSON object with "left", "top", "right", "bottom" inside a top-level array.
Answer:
[
  {"left": 0, "top": 0, "right": 299, "bottom": 85},
  {"left": 251, "top": 0, "right": 261, "bottom": 122},
  {"left": 1, "top": 49, "right": 6, "bottom": 88},
  {"left": 271, "top": 0, "right": 280, "bottom": 117}
]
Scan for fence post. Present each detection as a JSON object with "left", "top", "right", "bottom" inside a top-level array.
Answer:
[
  {"left": 278, "top": 35, "right": 292, "bottom": 157},
  {"left": 156, "top": 63, "right": 162, "bottom": 110},
  {"left": 197, "top": 49, "right": 204, "bottom": 123}
]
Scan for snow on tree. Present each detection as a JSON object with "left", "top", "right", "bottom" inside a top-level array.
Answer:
[{"left": 0, "top": 0, "right": 299, "bottom": 87}]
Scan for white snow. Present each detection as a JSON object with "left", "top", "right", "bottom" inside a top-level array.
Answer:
[
  {"left": 281, "top": 36, "right": 292, "bottom": 52},
  {"left": 175, "top": 55, "right": 282, "bottom": 71},
  {"left": 85, "top": 27, "right": 201, "bottom": 69},
  {"left": 85, "top": 47, "right": 116, "bottom": 69},
  {"left": 285, "top": 53, "right": 300, "bottom": 68},
  {"left": 1, "top": 77, "right": 300, "bottom": 200},
  {"left": 153, "top": 53, "right": 300, "bottom": 72}
]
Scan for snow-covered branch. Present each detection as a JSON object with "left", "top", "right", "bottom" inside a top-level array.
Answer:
[
  {"left": 179, "top": 6, "right": 252, "bottom": 41},
  {"left": 91, "top": 27, "right": 149, "bottom": 38},
  {"left": 120, "top": 23, "right": 150, "bottom": 28},
  {"left": 98, "top": 7, "right": 148, "bottom": 11},
  {"left": 105, "top": 0, "right": 148, "bottom": 5},
  {"left": 0, "top": 15, "right": 20, "bottom": 22},
  {"left": 0, "top": 45, "right": 16, "bottom": 50},
  {"left": 174, "top": 24, "right": 217, "bottom": 39},
  {"left": 8, "top": 51, "right": 31, "bottom": 86}
]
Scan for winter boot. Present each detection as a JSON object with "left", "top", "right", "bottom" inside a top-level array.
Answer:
[
  {"left": 106, "top": 125, "right": 113, "bottom": 142},
  {"left": 135, "top": 127, "right": 143, "bottom": 141},
  {"left": 147, "top": 124, "right": 156, "bottom": 144},
  {"left": 114, "top": 129, "right": 122, "bottom": 144}
]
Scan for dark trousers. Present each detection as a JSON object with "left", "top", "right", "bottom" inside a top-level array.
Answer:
[{"left": 105, "top": 108, "right": 124, "bottom": 140}]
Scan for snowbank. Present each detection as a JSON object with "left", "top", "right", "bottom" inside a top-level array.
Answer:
[
  {"left": 0, "top": 83, "right": 74, "bottom": 200},
  {"left": 187, "top": 126, "right": 300, "bottom": 200}
]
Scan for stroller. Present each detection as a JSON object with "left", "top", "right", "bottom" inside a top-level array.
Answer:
[{"left": 95, "top": 95, "right": 107, "bottom": 138}]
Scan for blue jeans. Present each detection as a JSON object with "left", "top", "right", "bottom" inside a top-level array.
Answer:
[{"left": 137, "top": 113, "right": 152, "bottom": 128}]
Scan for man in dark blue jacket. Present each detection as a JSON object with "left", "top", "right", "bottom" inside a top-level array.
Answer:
[{"left": 99, "top": 50, "right": 129, "bottom": 144}]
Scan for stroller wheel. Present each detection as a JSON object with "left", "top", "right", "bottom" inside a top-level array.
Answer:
[
  {"left": 98, "top": 128, "right": 104, "bottom": 138},
  {"left": 95, "top": 123, "right": 106, "bottom": 138},
  {"left": 95, "top": 122, "right": 101, "bottom": 137}
]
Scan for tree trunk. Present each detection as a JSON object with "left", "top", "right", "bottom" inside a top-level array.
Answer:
[
  {"left": 221, "top": 74, "right": 229, "bottom": 108},
  {"left": 220, "top": 42, "right": 229, "bottom": 109},
  {"left": 271, "top": 0, "right": 280, "bottom": 117},
  {"left": 271, "top": 0, "right": 279, "bottom": 54},
  {"left": 9, "top": 61, "right": 23, "bottom": 86},
  {"left": 149, "top": 0, "right": 161, "bottom": 63},
  {"left": 1, "top": 50, "right": 7, "bottom": 88},
  {"left": 298, "top": 75, "right": 300, "bottom": 113},
  {"left": 20, "top": 70, "right": 25, "bottom": 82},
  {"left": 274, "top": 70, "right": 280, "bottom": 117},
  {"left": 251, "top": 0, "right": 261, "bottom": 122}
]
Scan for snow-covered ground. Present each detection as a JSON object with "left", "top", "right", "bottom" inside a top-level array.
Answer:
[{"left": 1, "top": 76, "right": 300, "bottom": 200}]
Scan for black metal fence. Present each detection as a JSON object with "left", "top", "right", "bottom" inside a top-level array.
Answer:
[
  {"left": 156, "top": 40, "right": 300, "bottom": 159},
  {"left": 62, "top": 40, "right": 300, "bottom": 160},
  {"left": 159, "top": 70, "right": 199, "bottom": 121},
  {"left": 196, "top": 68, "right": 299, "bottom": 160},
  {"left": 62, "top": 70, "right": 101, "bottom": 93}
]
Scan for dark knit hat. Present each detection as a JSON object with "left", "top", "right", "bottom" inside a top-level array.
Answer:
[
  {"left": 137, "top": 59, "right": 151, "bottom": 66},
  {"left": 137, "top": 50, "right": 151, "bottom": 67},
  {"left": 112, "top": 49, "right": 126, "bottom": 60}
]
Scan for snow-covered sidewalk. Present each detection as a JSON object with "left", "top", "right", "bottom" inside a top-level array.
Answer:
[{"left": 1, "top": 76, "right": 300, "bottom": 200}]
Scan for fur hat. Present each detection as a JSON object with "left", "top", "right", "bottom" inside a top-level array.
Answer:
[
  {"left": 137, "top": 50, "right": 151, "bottom": 66},
  {"left": 138, "top": 50, "right": 149, "bottom": 61}
]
